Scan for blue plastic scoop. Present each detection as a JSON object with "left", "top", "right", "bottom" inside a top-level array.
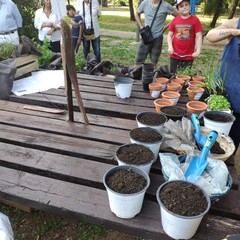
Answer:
[
  {"left": 185, "top": 130, "right": 218, "bottom": 183},
  {"left": 191, "top": 113, "right": 207, "bottom": 148}
]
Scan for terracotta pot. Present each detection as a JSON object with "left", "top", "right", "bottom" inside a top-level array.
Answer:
[
  {"left": 149, "top": 82, "right": 162, "bottom": 98},
  {"left": 171, "top": 78, "right": 185, "bottom": 87},
  {"left": 161, "top": 91, "right": 181, "bottom": 105},
  {"left": 155, "top": 77, "right": 169, "bottom": 91},
  {"left": 167, "top": 82, "right": 181, "bottom": 92},
  {"left": 187, "top": 86, "right": 205, "bottom": 101},
  {"left": 191, "top": 75, "right": 205, "bottom": 82},
  {"left": 154, "top": 98, "right": 174, "bottom": 112},
  {"left": 176, "top": 75, "right": 191, "bottom": 86},
  {"left": 188, "top": 80, "right": 204, "bottom": 88},
  {"left": 186, "top": 100, "right": 208, "bottom": 116}
]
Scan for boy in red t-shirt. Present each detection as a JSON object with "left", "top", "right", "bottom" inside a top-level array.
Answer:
[{"left": 167, "top": 0, "right": 202, "bottom": 73}]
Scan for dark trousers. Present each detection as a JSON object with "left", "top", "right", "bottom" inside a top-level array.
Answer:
[
  {"left": 40, "top": 40, "right": 61, "bottom": 53},
  {"left": 83, "top": 36, "right": 101, "bottom": 63},
  {"left": 170, "top": 57, "right": 193, "bottom": 74},
  {"left": 229, "top": 111, "right": 240, "bottom": 150}
]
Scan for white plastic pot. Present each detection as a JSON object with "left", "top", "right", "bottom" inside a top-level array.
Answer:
[
  {"left": 114, "top": 77, "right": 134, "bottom": 98},
  {"left": 130, "top": 127, "right": 164, "bottom": 163},
  {"left": 203, "top": 111, "right": 235, "bottom": 135},
  {"left": 156, "top": 181, "right": 211, "bottom": 239},
  {"left": 103, "top": 165, "right": 150, "bottom": 219}
]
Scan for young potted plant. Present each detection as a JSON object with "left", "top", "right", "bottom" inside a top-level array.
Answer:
[{"left": 205, "top": 94, "right": 231, "bottom": 113}]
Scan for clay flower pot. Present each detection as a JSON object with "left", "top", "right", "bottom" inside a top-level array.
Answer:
[
  {"left": 160, "top": 105, "right": 188, "bottom": 121},
  {"left": 176, "top": 75, "right": 191, "bottom": 86},
  {"left": 154, "top": 98, "right": 174, "bottom": 112},
  {"left": 148, "top": 82, "right": 162, "bottom": 98},
  {"left": 186, "top": 100, "right": 208, "bottom": 116},
  {"left": 191, "top": 75, "right": 205, "bottom": 82},
  {"left": 188, "top": 80, "right": 204, "bottom": 88},
  {"left": 155, "top": 77, "right": 169, "bottom": 91},
  {"left": 103, "top": 165, "right": 150, "bottom": 219},
  {"left": 136, "top": 111, "right": 167, "bottom": 132},
  {"left": 161, "top": 91, "right": 181, "bottom": 105},
  {"left": 115, "top": 143, "right": 155, "bottom": 174},
  {"left": 156, "top": 180, "right": 210, "bottom": 239},
  {"left": 171, "top": 78, "right": 185, "bottom": 91},
  {"left": 167, "top": 82, "right": 181, "bottom": 92},
  {"left": 187, "top": 86, "right": 205, "bottom": 101}
]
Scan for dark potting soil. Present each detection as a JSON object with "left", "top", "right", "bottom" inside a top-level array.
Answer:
[
  {"left": 211, "top": 141, "right": 225, "bottom": 154},
  {"left": 117, "top": 144, "right": 154, "bottom": 165},
  {"left": 107, "top": 169, "right": 147, "bottom": 194},
  {"left": 159, "top": 181, "right": 208, "bottom": 216},
  {"left": 206, "top": 114, "right": 230, "bottom": 122},
  {"left": 130, "top": 128, "right": 162, "bottom": 143},
  {"left": 161, "top": 106, "right": 187, "bottom": 116},
  {"left": 138, "top": 113, "right": 166, "bottom": 126}
]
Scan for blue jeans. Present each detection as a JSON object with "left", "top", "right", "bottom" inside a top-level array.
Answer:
[{"left": 83, "top": 36, "right": 101, "bottom": 63}]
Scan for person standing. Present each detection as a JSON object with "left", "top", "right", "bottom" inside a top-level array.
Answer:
[
  {"left": 34, "top": 0, "right": 61, "bottom": 53},
  {"left": 74, "top": 0, "right": 101, "bottom": 63},
  {"left": 66, "top": 5, "right": 83, "bottom": 54},
  {"left": 0, "top": 0, "right": 23, "bottom": 45},
  {"left": 134, "top": 0, "right": 178, "bottom": 69},
  {"left": 206, "top": 18, "right": 240, "bottom": 149},
  {"left": 167, "top": 0, "right": 202, "bottom": 74}
]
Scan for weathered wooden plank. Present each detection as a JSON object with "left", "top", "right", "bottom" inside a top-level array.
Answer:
[{"left": 0, "top": 166, "right": 239, "bottom": 240}]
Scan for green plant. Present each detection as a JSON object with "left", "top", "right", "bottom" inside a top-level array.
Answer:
[
  {"left": 175, "top": 66, "right": 195, "bottom": 76},
  {"left": 37, "top": 38, "right": 52, "bottom": 65},
  {"left": 75, "top": 53, "right": 86, "bottom": 72},
  {"left": 0, "top": 43, "right": 16, "bottom": 61},
  {"left": 205, "top": 94, "right": 231, "bottom": 111}
]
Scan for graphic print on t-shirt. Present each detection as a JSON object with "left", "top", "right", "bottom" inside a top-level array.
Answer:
[{"left": 175, "top": 24, "right": 192, "bottom": 40}]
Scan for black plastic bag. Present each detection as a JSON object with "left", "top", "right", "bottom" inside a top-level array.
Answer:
[{"left": 140, "top": 26, "right": 154, "bottom": 45}]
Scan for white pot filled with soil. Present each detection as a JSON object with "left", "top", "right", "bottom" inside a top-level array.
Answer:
[
  {"left": 129, "top": 127, "right": 164, "bottom": 162},
  {"left": 136, "top": 111, "right": 167, "bottom": 132},
  {"left": 103, "top": 165, "right": 150, "bottom": 219},
  {"left": 156, "top": 180, "right": 210, "bottom": 239},
  {"left": 115, "top": 143, "right": 155, "bottom": 174},
  {"left": 203, "top": 111, "right": 236, "bottom": 136}
]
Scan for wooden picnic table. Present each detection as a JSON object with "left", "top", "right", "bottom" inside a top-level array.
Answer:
[{"left": 0, "top": 72, "right": 240, "bottom": 239}]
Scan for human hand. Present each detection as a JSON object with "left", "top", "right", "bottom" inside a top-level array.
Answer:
[
  {"left": 47, "top": 28, "right": 54, "bottom": 35},
  {"left": 168, "top": 48, "right": 174, "bottom": 54},
  {"left": 77, "top": 39, "right": 81, "bottom": 46},
  {"left": 192, "top": 51, "right": 200, "bottom": 58},
  {"left": 232, "top": 29, "right": 240, "bottom": 37}
]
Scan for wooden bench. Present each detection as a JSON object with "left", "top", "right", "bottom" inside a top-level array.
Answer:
[{"left": 0, "top": 73, "right": 240, "bottom": 239}]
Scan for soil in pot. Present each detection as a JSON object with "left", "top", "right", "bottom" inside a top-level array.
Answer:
[
  {"left": 137, "top": 113, "right": 167, "bottom": 126},
  {"left": 130, "top": 127, "right": 163, "bottom": 143},
  {"left": 159, "top": 181, "right": 208, "bottom": 216},
  {"left": 205, "top": 114, "right": 231, "bottom": 122},
  {"left": 116, "top": 144, "right": 154, "bottom": 165},
  {"left": 106, "top": 168, "right": 147, "bottom": 194},
  {"left": 160, "top": 106, "right": 188, "bottom": 121},
  {"left": 211, "top": 141, "right": 225, "bottom": 154}
]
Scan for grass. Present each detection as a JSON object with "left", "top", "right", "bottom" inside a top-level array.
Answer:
[{"left": 1, "top": 10, "right": 224, "bottom": 240}]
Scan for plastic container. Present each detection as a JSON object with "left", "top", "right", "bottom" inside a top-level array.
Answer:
[
  {"left": 156, "top": 180, "right": 211, "bottom": 239},
  {"left": 203, "top": 111, "right": 236, "bottom": 136},
  {"left": 114, "top": 77, "right": 134, "bottom": 98},
  {"left": 103, "top": 165, "right": 150, "bottom": 219}
]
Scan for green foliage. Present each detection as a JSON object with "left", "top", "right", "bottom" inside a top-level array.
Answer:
[
  {"left": 77, "top": 221, "right": 109, "bottom": 240},
  {"left": 176, "top": 66, "right": 195, "bottom": 76},
  {"left": 37, "top": 39, "right": 52, "bottom": 65},
  {"left": 75, "top": 53, "right": 86, "bottom": 72},
  {"left": 0, "top": 43, "right": 16, "bottom": 61},
  {"left": 205, "top": 94, "right": 231, "bottom": 110},
  {"left": 13, "top": 0, "right": 39, "bottom": 40}
]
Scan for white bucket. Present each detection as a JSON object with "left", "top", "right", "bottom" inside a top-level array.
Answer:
[
  {"left": 114, "top": 77, "right": 134, "bottom": 99},
  {"left": 103, "top": 166, "right": 150, "bottom": 219},
  {"left": 203, "top": 111, "right": 235, "bottom": 136},
  {"left": 156, "top": 181, "right": 211, "bottom": 239}
]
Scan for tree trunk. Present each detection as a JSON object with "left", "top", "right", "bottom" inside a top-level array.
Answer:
[
  {"left": 228, "top": 0, "right": 239, "bottom": 19},
  {"left": 129, "top": 0, "right": 135, "bottom": 21},
  {"left": 209, "top": 0, "right": 224, "bottom": 28},
  {"left": 102, "top": 0, "right": 108, "bottom": 7}
]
